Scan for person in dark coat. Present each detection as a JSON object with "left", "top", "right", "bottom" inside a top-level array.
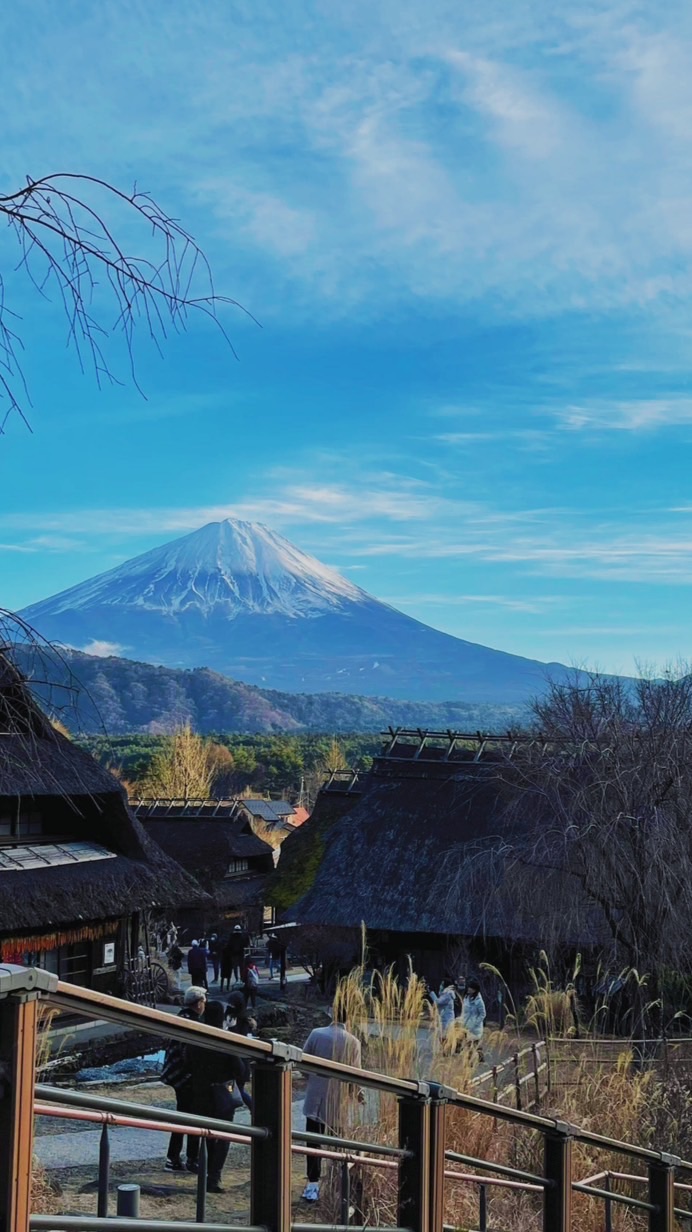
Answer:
[
  {"left": 220, "top": 936, "right": 234, "bottom": 993},
  {"left": 188, "top": 1000, "right": 250, "bottom": 1193},
  {"left": 187, "top": 940, "right": 209, "bottom": 990},
  {"left": 207, "top": 933, "right": 221, "bottom": 984},
  {"left": 227, "top": 925, "right": 248, "bottom": 982},
  {"left": 224, "top": 991, "right": 256, "bottom": 1110},
  {"left": 163, "top": 985, "right": 207, "bottom": 1171}
]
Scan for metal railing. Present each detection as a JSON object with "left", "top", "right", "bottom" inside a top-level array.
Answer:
[{"left": 1, "top": 964, "right": 692, "bottom": 1232}]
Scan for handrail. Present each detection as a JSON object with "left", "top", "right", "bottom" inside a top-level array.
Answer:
[
  {"left": 36, "top": 1085, "right": 408, "bottom": 1161},
  {"left": 30, "top": 1222, "right": 265, "bottom": 1232},
  {"left": 47, "top": 982, "right": 424, "bottom": 1097},
  {"left": 46, "top": 980, "right": 687, "bottom": 1159},
  {"left": 571, "top": 1182, "right": 656, "bottom": 1213},
  {"left": 3, "top": 968, "right": 692, "bottom": 1232},
  {"left": 35, "top": 1085, "right": 269, "bottom": 1140},
  {"left": 444, "top": 1150, "right": 548, "bottom": 1187},
  {"left": 34, "top": 1100, "right": 401, "bottom": 1170},
  {"left": 34, "top": 1103, "right": 251, "bottom": 1147}
]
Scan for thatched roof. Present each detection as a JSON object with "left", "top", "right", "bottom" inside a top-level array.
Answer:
[
  {"left": 141, "top": 816, "right": 273, "bottom": 879},
  {"left": 0, "top": 651, "right": 207, "bottom": 932},
  {"left": 140, "top": 811, "right": 274, "bottom": 918},
  {"left": 268, "top": 779, "right": 363, "bottom": 913},
  {"left": 0, "top": 652, "right": 118, "bottom": 798},
  {"left": 282, "top": 751, "right": 608, "bottom": 947}
]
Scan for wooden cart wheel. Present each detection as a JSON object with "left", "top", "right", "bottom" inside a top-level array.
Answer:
[{"left": 150, "top": 960, "right": 170, "bottom": 1004}]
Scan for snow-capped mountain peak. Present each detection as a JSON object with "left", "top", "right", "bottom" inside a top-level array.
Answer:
[
  {"left": 20, "top": 517, "right": 571, "bottom": 704},
  {"left": 22, "top": 519, "right": 367, "bottom": 620}
]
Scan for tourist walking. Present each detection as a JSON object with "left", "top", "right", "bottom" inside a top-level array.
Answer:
[
  {"left": 301, "top": 1008, "right": 363, "bottom": 1203},
  {"left": 224, "top": 990, "right": 256, "bottom": 1109},
  {"left": 220, "top": 936, "right": 234, "bottom": 992},
  {"left": 244, "top": 961, "right": 259, "bottom": 1009},
  {"left": 460, "top": 979, "right": 486, "bottom": 1060},
  {"left": 228, "top": 925, "right": 247, "bottom": 982},
  {"left": 430, "top": 978, "right": 457, "bottom": 1051},
  {"left": 266, "top": 933, "right": 282, "bottom": 979},
  {"left": 187, "top": 940, "right": 209, "bottom": 990},
  {"left": 207, "top": 933, "right": 221, "bottom": 984},
  {"left": 188, "top": 1000, "right": 250, "bottom": 1194},
  {"left": 162, "top": 985, "right": 207, "bottom": 1172}
]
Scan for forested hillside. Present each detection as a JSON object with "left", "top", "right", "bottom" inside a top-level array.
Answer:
[
  {"left": 13, "top": 645, "right": 525, "bottom": 735},
  {"left": 81, "top": 732, "right": 381, "bottom": 798}
]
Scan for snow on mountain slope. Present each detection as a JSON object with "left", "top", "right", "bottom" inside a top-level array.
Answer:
[
  {"left": 23, "top": 519, "right": 367, "bottom": 619},
  {"left": 19, "top": 518, "right": 572, "bottom": 704}
]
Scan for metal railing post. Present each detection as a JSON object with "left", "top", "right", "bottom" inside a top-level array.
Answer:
[
  {"left": 398, "top": 1095, "right": 431, "bottom": 1232},
  {"left": 604, "top": 1172, "right": 612, "bottom": 1232},
  {"left": 97, "top": 1124, "right": 110, "bottom": 1218},
  {"left": 251, "top": 1058, "right": 293, "bottom": 1232},
  {"left": 428, "top": 1085, "right": 446, "bottom": 1232},
  {"left": 195, "top": 1139, "right": 207, "bottom": 1224},
  {"left": 648, "top": 1157, "right": 675, "bottom": 1232},
  {"left": 513, "top": 1052, "right": 522, "bottom": 1111},
  {"left": 340, "top": 1160, "right": 351, "bottom": 1227},
  {"left": 0, "top": 966, "right": 56, "bottom": 1232},
  {"left": 478, "top": 1184, "right": 488, "bottom": 1232},
  {"left": 542, "top": 1123, "right": 572, "bottom": 1232}
]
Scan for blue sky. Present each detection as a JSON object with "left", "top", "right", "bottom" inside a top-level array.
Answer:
[{"left": 3, "top": 0, "right": 692, "bottom": 676}]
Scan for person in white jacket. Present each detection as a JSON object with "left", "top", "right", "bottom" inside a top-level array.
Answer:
[
  {"left": 430, "top": 979, "right": 458, "bottom": 1051},
  {"left": 460, "top": 979, "right": 486, "bottom": 1059}
]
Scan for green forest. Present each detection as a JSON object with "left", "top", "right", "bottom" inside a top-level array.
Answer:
[{"left": 81, "top": 731, "right": 382, "bottom": 798}]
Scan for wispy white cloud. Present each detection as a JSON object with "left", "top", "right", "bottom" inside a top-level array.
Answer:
[
  {"left": 80, "top": 640, "right": 125, "bottom": 658},
  {"left": 6, "top": 467, "right": 692, "bottom": 589},
  {"left": 7, "top": 3, "right": 692, "bottom": 319},
  {"left": 27, "top": 535, "right": 89, "bottom": 552},
  {"left": 559, "top": 398, "right": 692, "bottom": 431},
  {"left": 379, "top": 592, "right": 557, "bottom": 614}
]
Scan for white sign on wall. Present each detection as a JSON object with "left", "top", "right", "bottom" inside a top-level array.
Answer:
[{"left": 103, "top": 942, "right": 116, "bottom": 966}]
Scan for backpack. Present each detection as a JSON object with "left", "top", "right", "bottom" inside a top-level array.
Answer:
[
  {"left": 161, "top": 1040, "right": 190, "bottom": 1090},
  {"left": 160, "top": 1008, "right": 194, "bottom": 1089}
]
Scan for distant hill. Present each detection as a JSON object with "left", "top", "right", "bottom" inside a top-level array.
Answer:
[
  {"left": 12, "top": 645, "right": 526, "bottom": 735},
  {"left": 20, "top": 516, "right": 573, "bottom": 704}
]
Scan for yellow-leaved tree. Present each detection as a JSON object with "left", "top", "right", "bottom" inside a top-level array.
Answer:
[{"left": 140, "top": 725, "right": 233, "bottom": 799}]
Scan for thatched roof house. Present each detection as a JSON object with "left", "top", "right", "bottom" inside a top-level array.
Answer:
[
  {"left": 134, "top": 799, "right": 275, "bottom": 932},
  {"left": 275, "top": 730, "right": 608, "bottom": 990},
  {"left": 0, "top": 650, "right": 204, "bottom": 986}
]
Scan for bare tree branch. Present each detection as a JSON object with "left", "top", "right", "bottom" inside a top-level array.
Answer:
[
  {"left": 0, "top": 173, "right": 255, "bottom": 431},
  {"left": 496, "top": 668, "right": 692, "bottom": 984}
]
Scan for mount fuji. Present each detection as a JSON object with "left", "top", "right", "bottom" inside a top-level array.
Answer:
[{"left": 19, "top": 518, "right": 571, "bottom": 703}]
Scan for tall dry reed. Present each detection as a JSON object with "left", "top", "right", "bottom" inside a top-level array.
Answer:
[{"left": 322, "top": 958, "right": 692, "bottom": 1231}]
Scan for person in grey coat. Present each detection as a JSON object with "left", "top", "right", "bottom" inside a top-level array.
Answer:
[{"left": 301, "top": 1010, "right": 363, "bottom": 1203}]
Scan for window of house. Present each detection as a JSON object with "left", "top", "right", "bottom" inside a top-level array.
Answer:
[
  {"left": 0, "top": 809, "right": 44, "bottom": 840},
  {"left": 227, "top": 857, "right": 249, "bottom": 876}
]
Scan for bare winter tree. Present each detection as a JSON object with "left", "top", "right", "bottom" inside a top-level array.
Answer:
[
  {"left": 500, "top": 669, "right": 692, "bottom": 992},
  {"left": 0, "top": 173, "right": 246, "bottom": 431}
]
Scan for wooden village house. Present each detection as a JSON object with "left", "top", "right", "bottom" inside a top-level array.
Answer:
[
  {"left": 270, "top": 730, "right": 609, "bottom": 1000},
  {"left": 0, "top": 652, "right": 203, "bottom": 992},
  {"left": 134, "top": 799, "right": 278, "bottom": 936}
]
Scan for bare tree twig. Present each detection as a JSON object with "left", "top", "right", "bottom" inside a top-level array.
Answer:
[{"left": 0, "top": 173, "right": 255, "bottom": 431}]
